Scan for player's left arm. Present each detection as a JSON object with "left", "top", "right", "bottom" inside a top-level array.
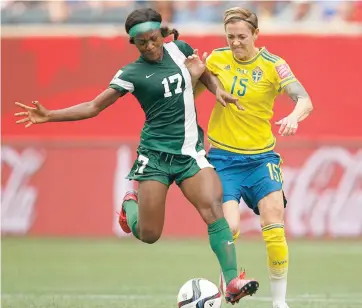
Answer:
[
  {"left": 274, "top": 61, "right": 313, "bottom": 136},
  {"left": 285, "top": 81, "right": 313, "bottom": 122}
]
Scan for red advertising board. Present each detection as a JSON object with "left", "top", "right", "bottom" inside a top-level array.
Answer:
[{"left": 2, "top": 142, "right": 362, "bottom": 238}]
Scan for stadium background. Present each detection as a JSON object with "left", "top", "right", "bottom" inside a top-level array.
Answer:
[{"left": 2, "top": 1, "right": 362, "bottom": 308}]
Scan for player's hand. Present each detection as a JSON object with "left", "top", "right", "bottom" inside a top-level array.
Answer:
[
  {"left": 275, "top": 115, "right": 298, "bottom": 136},
  {"left": 14, "top": 101, "right": 50, "bottom": 128},
  {"left": 216, "top": 88, "right": 244, "bottom": 111},
  {"left": 184, "top": 49, "right": 208, "bottom": 80}
]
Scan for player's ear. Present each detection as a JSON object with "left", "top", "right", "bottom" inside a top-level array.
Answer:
[{"left": 254, "top": 28, "right": 259, "bottom": 40}]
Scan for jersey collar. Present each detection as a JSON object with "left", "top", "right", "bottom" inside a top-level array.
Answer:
[{"left": 233, "top": 47, "right": 265, "bottom": 65}]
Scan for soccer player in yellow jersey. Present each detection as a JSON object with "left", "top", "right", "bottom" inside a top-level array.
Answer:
[{"left": 196, "top": 7, "right": 313, "bottom": 308}]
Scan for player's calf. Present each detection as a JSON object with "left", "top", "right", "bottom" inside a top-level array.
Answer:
[
  {"left": 258, "top": 191, "right": 289, "bottom": 308},
  {"left": 118, "top": 190, "right": 163, "bottom": 244}
]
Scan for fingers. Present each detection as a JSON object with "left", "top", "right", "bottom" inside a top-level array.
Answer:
[
  {"left": 201, "top": 52, "right": 208, "bottom": 63},
  {"left": 16, "top": 117, "right": 30, "bottom": 124},
  {"left": 283, "top": 126, "right": 298, "bottom": 136},
  {"left": 222, "top": 93, "right": 244, "bottom": 110},
  {"left": 278, "top": 119, "right": 288, "bottom": 135},
  {"left": 14, "top": 112, "right": 28, "bottom": 117},
  {"left": 217, "top": 97, "right": 227, "bottom": 107},
  {"left": 193, "top": 49, "right": 199, "bottom": 56},
  {"left": 15, "top": 102, "right": 36, "bottom": 111},
  {"left": 234, "top": 101, "right": 245, "bottom": 111},
  {"left": 32, "top": 101, "right": 40, "bottom": 108},
  {"left": 25, "top": 122, "right": 33, "bottom": 128},
  {"left": 290, "top": 127, "right": 298, "bottom": 136},
  {"left": 187, "top": 54, "right": 198, "bottom": 61},
  {"left": 277, "top": 118, "right": 298, "bottom": 136}
]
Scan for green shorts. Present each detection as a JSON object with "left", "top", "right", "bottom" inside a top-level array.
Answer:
[{"left": 127, "top": 146, "right": 214, "bottom": 186}]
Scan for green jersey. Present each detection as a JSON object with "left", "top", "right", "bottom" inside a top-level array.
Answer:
[{"left": 109, "top": 40, "right": 205, "bottom": 156}]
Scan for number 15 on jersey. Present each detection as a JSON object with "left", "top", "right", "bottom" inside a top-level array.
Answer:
[{"left": 231, "top": 76, "right": 248, "bottom": 97}]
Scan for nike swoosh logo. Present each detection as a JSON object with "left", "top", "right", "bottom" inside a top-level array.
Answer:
[
  {"left": 146, "top": 73, "right": 155, "bottom": 78},
  {"left": 227, "top": 241, "right": 234, "bottom": 245}
]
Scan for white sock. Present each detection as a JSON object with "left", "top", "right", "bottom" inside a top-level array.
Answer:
[{"left": 270, "top": 276, "right": 287, "bottom": 307}]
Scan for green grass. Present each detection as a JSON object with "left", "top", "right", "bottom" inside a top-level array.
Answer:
[{"left": 2, "top": 237, "right": 362, "bottom": 308}]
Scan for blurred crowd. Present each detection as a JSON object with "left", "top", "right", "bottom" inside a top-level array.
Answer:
[{"left": 2, "top": 0, "right": 362, "bottom": 25}]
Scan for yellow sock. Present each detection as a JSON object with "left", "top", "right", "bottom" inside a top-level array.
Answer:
[
  {"left": 262, "top": 223, "right": 289, "bottom": 279},
  {"left": 233, "top": 231, "right": 240, "bottom": 242}
]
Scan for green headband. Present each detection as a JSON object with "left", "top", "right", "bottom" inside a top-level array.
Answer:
[{"left": 129, "top": 21, "right": 161, "bottom": 38}]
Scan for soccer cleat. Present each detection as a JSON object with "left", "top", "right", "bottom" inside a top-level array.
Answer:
[
  {"left": 225, "top": 270, "right": 259, "bottom": 304},
  {"left": 118, "top": 190, "right": 138, "bottom": 234}
]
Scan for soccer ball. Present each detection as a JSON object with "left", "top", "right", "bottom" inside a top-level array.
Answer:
[{"left": 177, "top": 278, "right": 222, "bottom": 308}]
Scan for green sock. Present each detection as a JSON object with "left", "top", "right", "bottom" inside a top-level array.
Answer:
[
  {"left": 208, "top": 218, "right": 238, "bottom": 285},
  {"left": 123, "top": 200, "right": 140, "bottom": 240}
]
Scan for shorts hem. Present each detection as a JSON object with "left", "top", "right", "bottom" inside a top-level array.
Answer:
[
  {"left": 223, "top": 195, "right": 240, "bottom": 203},
  {"left": 127, "top": 176, "right": 170, "bottom": 187},
  {"left": 175, "top": 165, "right": 214, "bottom": 186}
]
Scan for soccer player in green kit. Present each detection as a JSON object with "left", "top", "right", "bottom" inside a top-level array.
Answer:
[{"left": 14, "top": 8, "right": 258, "bottom": 304}]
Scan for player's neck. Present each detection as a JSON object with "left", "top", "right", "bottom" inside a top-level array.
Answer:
[
  {"left": 142, "top": 48, "right": 164, "bottom": 64},
  {"left": 235, "top": 47, "right": 260, "bottom": 62}
]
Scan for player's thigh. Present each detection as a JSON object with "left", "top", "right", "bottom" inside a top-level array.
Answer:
[
  {"left": 179, "top": 166, "right": 224, "bottom": 224},
  {"left": 247, "top": 151, "right": 287, "bottom": 224},
  {"left": 127, "top": 147, "right": 171, "bottom": 239},
  {"left": 222, "top": 200, "right": 240, "bottom": 236},
  {"left": 127, "top": 146, "right": 172, "bottom": 187},
  {"left": 258, "top": 190, "right": 286, "bottom": 227},
  {"left": 137, "top": 180, "right": 169, "bottom": 239},
  {"left": 207, "top": 148, "right": 245, "bottom": 204}
]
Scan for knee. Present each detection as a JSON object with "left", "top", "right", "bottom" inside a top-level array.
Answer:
[
  {"left": 259, "top": 192, "right": 285, "bottom": 227},
  {"left": 199, "top": 199, "right": 224, "bottom": 224},
  {"left": 222, "top": 201, "right": 240, "bottom": 237},
  {"left": 223, "top": 215, "right": 240, "bottom": 237},
  {"left": 139, "top": 228, "right": 161, "bottom": 244},
  {"left": 260, "top": 203, "right": 284, "bottom": 227}
]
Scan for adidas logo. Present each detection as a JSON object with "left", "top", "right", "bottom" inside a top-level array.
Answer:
[{"left": 224, "top": 65, "right": 231, "bottom": 70}]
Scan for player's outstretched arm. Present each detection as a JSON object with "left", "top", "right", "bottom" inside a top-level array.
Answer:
[
  {"left": 184, "top": 49, "right": 243, "bottom": 110},
  {"left": 14, "top": 88, "right": 122, "bottom": 128},
  {"left": 199, "top": 70, "right": 244, "bottom": 110},
  {"left": 275, "top": 81, "right": 313, "bottom": 136}
]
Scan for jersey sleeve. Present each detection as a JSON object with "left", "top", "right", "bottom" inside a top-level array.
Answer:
[
  {"left": 273, "top": 59, "right": 298, "bottom": 93},
  {"left": 173, "top": 40, "right": 194, "bottom": 57},
  {"left": 109, "top": 67, "right": 135, "bottom": 95},
  {"left": 206, "top": 51, "right": 220, "bottom": 75}
]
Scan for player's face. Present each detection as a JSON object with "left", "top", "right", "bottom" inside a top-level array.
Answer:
[
  {"left": 225, "top": 21, "right": 258, "bottom": 60},
  {"left": 133, "top": 30, "right": 164, "bottom": 62}
]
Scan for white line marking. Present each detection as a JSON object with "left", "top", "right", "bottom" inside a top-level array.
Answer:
[{"left": 2, "top": 294, "right": 362, "bottom": 303}]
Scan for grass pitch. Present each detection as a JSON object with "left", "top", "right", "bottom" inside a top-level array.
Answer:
[{"left": 2, "top": 237, "right": 362, "bottom": 308}]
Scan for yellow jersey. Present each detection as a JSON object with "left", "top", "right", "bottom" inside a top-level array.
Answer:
[{"left": 206, "top": 47, "right": 297, "bottom": 154}]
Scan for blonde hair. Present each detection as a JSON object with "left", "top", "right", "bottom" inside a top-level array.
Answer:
[{"left": 224, "top": 7, "right": 258, "bottom": 33}]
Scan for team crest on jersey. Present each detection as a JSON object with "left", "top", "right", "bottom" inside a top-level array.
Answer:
[
  {"left": 224, "top": 64, "right": 231, "bottom": 70},
  {"left": 252, "top": 66, "right": 263, "bottom": 82},
  {"left": 237, "top": 68, "right": 248, "bottom": 75}
]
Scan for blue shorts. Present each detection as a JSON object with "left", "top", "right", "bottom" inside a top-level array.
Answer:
[{"left": 207, "top": 148, "right": 287, "bottom": 215}]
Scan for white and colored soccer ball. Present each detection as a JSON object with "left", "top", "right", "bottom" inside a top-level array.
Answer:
[{"left": 177, "top": 278, "right": 222, "bottom": 308}]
